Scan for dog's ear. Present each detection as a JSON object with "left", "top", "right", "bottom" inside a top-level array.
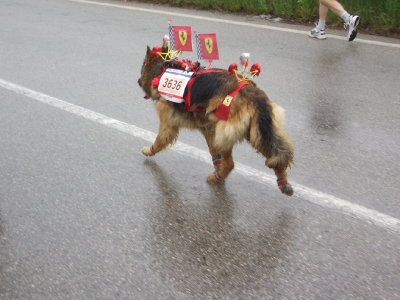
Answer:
[{"left": 146, "top": 45, "right": 152, "bottom": 57}]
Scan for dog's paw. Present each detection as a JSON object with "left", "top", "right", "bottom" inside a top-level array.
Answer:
[
  {"left": 206, "top": 173, "right": 223, "bottom": 184},
  {"left": 279, "top": 183, "right": 294, "bottom": 196},
  {"left": 142, "top": 147, "right": 155, "bottom": 156}
]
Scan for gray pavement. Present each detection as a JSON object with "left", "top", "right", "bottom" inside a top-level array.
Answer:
[{"left": 0, "top": 0, "right": 399, "bottom": 299}]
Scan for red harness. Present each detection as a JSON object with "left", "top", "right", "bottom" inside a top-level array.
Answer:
[
  {"left": 151, "top": 63, "right": 249, "bottom": 120},
  {"left": 182, "top": 68, "right": 222, "bottom": 113}
]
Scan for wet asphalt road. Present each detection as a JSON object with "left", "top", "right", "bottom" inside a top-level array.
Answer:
[{"left": 1, "top": 0, "right": 400, "bottom": 299}]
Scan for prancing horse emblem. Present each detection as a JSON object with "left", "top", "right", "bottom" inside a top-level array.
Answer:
[
  {"left": 205, "top": 38, "right": 213, "bottom": 54},
  {"left": 179, "top": 30, "right": 187, "bottom": 46}
]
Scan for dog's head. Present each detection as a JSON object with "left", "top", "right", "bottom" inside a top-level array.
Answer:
[{"left": 138, "top": 45, "right": 169, "bottom": 100}]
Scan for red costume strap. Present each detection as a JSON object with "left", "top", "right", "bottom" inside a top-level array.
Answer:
[
  {"left": 214, "top": 81, "right": 249, "bottom": 121},
  {"left": 151, "top": 62, "right": 248, "bottom": 119}
]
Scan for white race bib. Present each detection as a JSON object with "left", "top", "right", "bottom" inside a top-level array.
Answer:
[{"left": 158, "top": 69, "right": 193, "bottom": 103}]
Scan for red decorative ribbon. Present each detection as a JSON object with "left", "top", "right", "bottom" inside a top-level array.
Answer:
[{"left": 277, "top": 179, "right": 288, "bottom": 186}]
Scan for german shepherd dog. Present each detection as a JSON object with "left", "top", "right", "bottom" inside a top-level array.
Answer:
[{"left": 138, "top": 46, "right": 294, "bottom": 196}]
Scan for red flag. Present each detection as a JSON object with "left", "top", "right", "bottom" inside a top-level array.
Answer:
[
  {"left": 196, "top": 33, "right": 219, "bottom": 60},
  {"left": 171, "top": 26, "right": 192, "bottom": 52}
]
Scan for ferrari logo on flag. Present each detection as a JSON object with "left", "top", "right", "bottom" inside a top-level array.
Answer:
[
  {"left": 171, "top": 25, "right": 192, "bottom": 51},
  {"left": 205, "top": 38, "right": 213, "bottom": 54},
  {"left": 179, "top": 30, "right": 187, "bottom": 46},
  {"left": 195, "top": 33, "right": 219, "bottom": 60}
]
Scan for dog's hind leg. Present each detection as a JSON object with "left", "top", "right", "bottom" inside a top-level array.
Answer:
[
  {"left": 206, "top": 149, "right": 234, "bottom": 184},
  {"left": 247, "top": 99, "right": 294, "bottom": 196},
  {"left": 268, "top": 165, "right": 294, "bottom": 196},
  {"left": 262, "top": 128, "right": 294, "bottom": 196}
]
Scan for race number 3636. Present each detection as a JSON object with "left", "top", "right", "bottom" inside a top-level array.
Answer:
[
  {"left": 162, "top": 78, "right": 182, "bottom": 90},
  {"left": 158, "top": 69, "right": 193, "bottom": 103}
]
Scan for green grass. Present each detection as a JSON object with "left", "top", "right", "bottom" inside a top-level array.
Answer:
[{"left": 135, "top": 0, "right": 400, "bottom": 36}]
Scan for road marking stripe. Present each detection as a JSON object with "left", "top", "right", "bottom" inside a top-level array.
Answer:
[
  {"left": 1, "top": 78, "right": 399, "bottom": 234},
  {"left": 71, "top": 0, "right": 400, "bottom": 49}
]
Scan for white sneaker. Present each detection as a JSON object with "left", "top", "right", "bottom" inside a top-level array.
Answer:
[
  {"left": 308, "top": 28, "right": 326, "bottom": 40},
  {"left": 344, "top": 15, "right": 360, "bottom": 41}
]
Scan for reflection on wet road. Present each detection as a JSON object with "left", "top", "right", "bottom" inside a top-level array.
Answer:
[{"left": 146, "top": 160, "right": 294, "bottom": 297}]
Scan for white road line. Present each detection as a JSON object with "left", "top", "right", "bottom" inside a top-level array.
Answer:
[
  {"left": 71, "top": 0, "right": 400, "bottom": 49},
  {"left": 1, "top": 78, "right": 400, "bottom": 234}
]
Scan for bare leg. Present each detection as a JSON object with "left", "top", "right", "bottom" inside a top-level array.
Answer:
[
  {"left": 319, "top": 1, "right": 329, "bottom": 20},
  {"left": 319, "top": 0, "right": 345, "bottom": 16}
]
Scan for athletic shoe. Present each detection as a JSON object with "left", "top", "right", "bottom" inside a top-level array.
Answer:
[
  {"left": 344, "top": 15, "right": 360, "bottom": 41},
  {"left": 308, "top": 28, "right": 326, "bottom": 40}
]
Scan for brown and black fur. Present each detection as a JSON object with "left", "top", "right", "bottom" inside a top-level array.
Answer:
[{"left": 138, "top": 46, "right": 294, "bottom": 196}]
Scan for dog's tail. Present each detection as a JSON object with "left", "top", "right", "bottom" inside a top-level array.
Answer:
[{"left": 248, "top": 93, "right": 294, "bottom": 170}]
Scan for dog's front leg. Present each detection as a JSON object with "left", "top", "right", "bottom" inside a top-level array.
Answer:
[
  {"left": 142, "top": 123, "right": 179, "bottom": 156},
  {"left": 142, "top": 101, "right": 180, "bottom": 156},
  {"left": 199, "top": 128, "right": 221, "bottom": 174}
]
